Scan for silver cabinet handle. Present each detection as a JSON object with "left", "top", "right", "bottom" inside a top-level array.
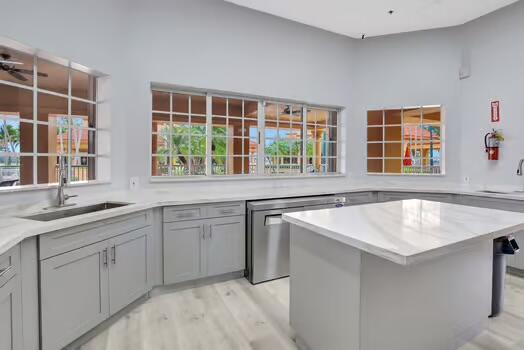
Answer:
[
  {"left": 111, "top": 245, "right": 116, "bottom": 264},
  {"left": 103, "top": 249, "right": 108, "bottom": 267},
  {"left": 220, "top": 208, "right": 235, "bottom": 215},
  {"left": 209, "top": 225, "right": 213, "bottom": 239},
  {"left": 202, "top": 225, "right": 206, "bottom": 240}
]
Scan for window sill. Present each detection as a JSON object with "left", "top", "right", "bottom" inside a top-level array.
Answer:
[
  {"left": 0, "top": 180, "right": 111, "bottom": 194},
  {"left": 150, "top": 173, "right": 346, "bottom": 183},
  {"left": 367, "top": 173, "right": 445, "bottom": 177}
]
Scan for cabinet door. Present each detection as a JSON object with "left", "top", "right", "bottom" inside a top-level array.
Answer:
[
  {"left": 163, "top": 221, "right": 204, "bottom": 284},
  {"left": 206, "top": 216, "right": 245, "bottom": 277},
  {"left": 0, "top": 275, "right": 22, "bottom": 350},
  {"left": 40, "top": 241, "right": 109, "bottom": 350},
  {"left": 108, "top": 227, "right": 151, "bottom": 315}
]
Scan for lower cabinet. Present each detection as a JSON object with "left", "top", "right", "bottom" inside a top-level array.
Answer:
[
  {"left": 0, "top": 245, "right": 22, "bottom": 350},
  {"left": 40, "top": 227, "right": 151, "bottom": 350},
  {"left": 458, "top": 195, "right": 524, "bottom": 270},
  {"left": 108, "top": 229, "right": 150, "bottom": 314},
  {"left": 206, "top": 217, "right": 246, "bottom": 277},
  {"left": 164, "top": 215, "right": 245, "bottom": 285},
  {"left": 344, "top": 191, "right": 377, "bottom": 205},
  {"left": 163, "top": 221, "right": 204, "bottom": 284},
  {"left": 378, "top": 191, "right": 455, "bottom": 203}
]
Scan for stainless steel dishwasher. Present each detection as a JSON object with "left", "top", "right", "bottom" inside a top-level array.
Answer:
[{"left": 246, "top": 195, "right": 347, "bottom": 284}]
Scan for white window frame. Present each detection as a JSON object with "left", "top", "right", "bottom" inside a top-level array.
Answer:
[
  {"left": 150, "top": 84, "right": 344, "bottom": 180},
  {"left": 0, "top": 37, "right": 109, "bottom": 190},
  {"left": 366, "top": 105, "right": 445, "bottom": 176}
]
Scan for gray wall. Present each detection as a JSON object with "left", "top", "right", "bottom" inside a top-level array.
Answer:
[
  {"left": 459, "top": 0, "right": 524, "bottom": 186},
  {"left": 124, "top": 0, "right": 355, "bottom": 192},
  {"left": 351, "top": 28, "right": 462, "bottom": 183},
  {"left": 0, "top": 0, "right": 523, "bottom": 206},
  {"left": 0, "top": 0, "right": 355, "bottom": 205},
  {"left": 351, "top": 0, "right": 524, "bottom": 187},
  {"left": 0, "top": 0, "right": 129, "bottom": 205}
]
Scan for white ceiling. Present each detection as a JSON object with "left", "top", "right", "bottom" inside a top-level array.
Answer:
[{"left": 225, "top": 0, "right": 519, "bottom": 38}]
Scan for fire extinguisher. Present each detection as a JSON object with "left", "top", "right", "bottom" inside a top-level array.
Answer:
[{"left": 485, "top": 130, "right": 501, "bottom": 161}]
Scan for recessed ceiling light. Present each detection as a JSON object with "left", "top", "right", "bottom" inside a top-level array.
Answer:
[{"left": 388, "top": 10, "right": 395, "bottom": 15}]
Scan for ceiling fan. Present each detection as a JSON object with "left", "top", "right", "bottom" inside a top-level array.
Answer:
[{"left": 0, "top": 53, "right": 48, "bottom": 82}]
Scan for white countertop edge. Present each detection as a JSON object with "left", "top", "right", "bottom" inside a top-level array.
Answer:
[
  {"left": 283, "top": 213, "right": 524, "bottom": 266},
  {"left": 3, "top": 183, "right": 524, "bottom": 257}
]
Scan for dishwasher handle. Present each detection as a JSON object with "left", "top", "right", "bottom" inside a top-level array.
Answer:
[{"left": 265, "top": 214, "right": 284, "bottom": 226}]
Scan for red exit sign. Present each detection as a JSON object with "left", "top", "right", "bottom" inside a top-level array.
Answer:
[{"left": 491, "top": 101, "right": 500, "bottom": 122}]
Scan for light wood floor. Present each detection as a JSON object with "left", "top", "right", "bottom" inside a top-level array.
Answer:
[{"left": 81, "top": 274, "right": 524, "bottom": 350}]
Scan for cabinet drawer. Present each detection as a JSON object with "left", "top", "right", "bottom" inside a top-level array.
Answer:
[
  {"left": 207, "top": 202, "right": 245, "bottom": 218},
  {"left": 378, "top": 192, "right": 415, "bottom": 202},
  {"left": 163, "top": 206, "right": 205, "bottom": 222},
  {"left": 0, "top": 245, "right": 20, "bottom": 289},
  {"left": 459, "top": 196, "right": 524, "bottom": 213},
  {"left": 40, "top": 210, "right": 152, "bottom": 260},
  {"left": 163, "top": 201, "right": 245, "bottom": 222},
  {"left": 346, "top": 192, "right": 377, "bottom": 205},
  {"left": 378, "top": 192, "right": 454, "bottom": 203}
]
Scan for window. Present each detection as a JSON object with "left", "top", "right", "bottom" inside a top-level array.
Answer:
[
  {"left": 151, "top": 88, "right": 341, "bottom": 178},
  {"left": 367, "top": 106, "right": 443, "bottom": 175},
  {"left": 212, "top": 96, "right": 258, "bottom": 175},
  {"left": 0, "top": 44, "right": 102, "bottom": 188}
]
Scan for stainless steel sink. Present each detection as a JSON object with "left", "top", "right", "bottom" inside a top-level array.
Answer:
[{"left": 22, "top": 202, "right": 131, "bottom": 221}]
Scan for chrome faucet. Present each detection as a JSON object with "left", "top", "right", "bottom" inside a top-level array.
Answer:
[
  {"left": 56, "top": 157, "right": 77, "bottom": 208},
  {"left": 518, "top": 159, "right": 524, "bottom": 176}
]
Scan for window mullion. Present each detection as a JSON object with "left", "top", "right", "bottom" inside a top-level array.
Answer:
[
  {"left": 168, "top": 93, "right": 173, "bottom": 177},
  {"left": 257, "top": 101, "right": 265, "bottom": 176},
  {"left": 206, "top": 94, "right": 212, "bottom": 176},
  {"left": 188, "top": 96, "right": 192, "bottom": 176},
  {"left": 67, "top": 67, "right": 72, "bottom": 182},
  {"left": 32, "top": 55, "right": 38, "bottom": 185},
  {"left": 401, "top": 108, "right": 405, "bottom": 175},
  {"left": 241, "top": 100, "right": 245, "bottom": 175},
  {"left": 302, "top": 106, "right": 307, "bottom": 175},
  {"left": 336, "top": 110, "right": 341, "bottom": 174},
  {"left": 225, "top": 98, "right": 229, "bottom": 175}
]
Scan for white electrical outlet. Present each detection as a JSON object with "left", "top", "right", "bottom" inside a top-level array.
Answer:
[
  {"left": 463, "top": 176, "right": 470, "bottom": 184},
  {"left": 129, "top": 177, "right": 139, "bottom": 190}
]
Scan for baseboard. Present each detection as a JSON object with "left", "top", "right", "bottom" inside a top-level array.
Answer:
[
  {"left": 507, "top": 266, "right": 524, "bottom": 278},
  {"left": 151, "top": 270, "right": 244, "bottom": 297}
]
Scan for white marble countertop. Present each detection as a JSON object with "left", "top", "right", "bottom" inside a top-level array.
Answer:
[
  {"left": 283, "top": 199, "right": 524, "bottom": 265},
  {"left": 1, "top": 180, "right": 524, "bottom": 256}
]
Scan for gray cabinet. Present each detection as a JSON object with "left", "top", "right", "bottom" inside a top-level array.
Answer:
[
  {"left": 108, "top": 227, "right": 151, "bottom": 315},
  {"left": 0, "top": 245, "right": 22, "bottom": 350},
  {"left": 378, "top": 191, "right": 455, "bottom": 203},
  {"left": 344, "top": 191, "right": 377, "bottom": 205},
  {"left": 40, "top": 225, "right": 152, "bottom": 350},
  {"left": 163, "top": 216, "right": 246, "bottom": 285},
  {"left": 40, "top": 240, "right": 109, "bottom": 350},
  {"left": 163, "top": 201, "right": 246, "bottom": 285},
  {"left": 206, "top": 216, "right": 245, "bottom": 277},
  {"left": 163, "top": 221, "right": 204, "bottom": 284},
  {"left": 458, "top": 195, "right": 524, "bottom": 270}
]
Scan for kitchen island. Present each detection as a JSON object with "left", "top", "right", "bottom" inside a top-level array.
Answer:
[{"left": 283, "top": 199, "right": 524, "bottom": 350}]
